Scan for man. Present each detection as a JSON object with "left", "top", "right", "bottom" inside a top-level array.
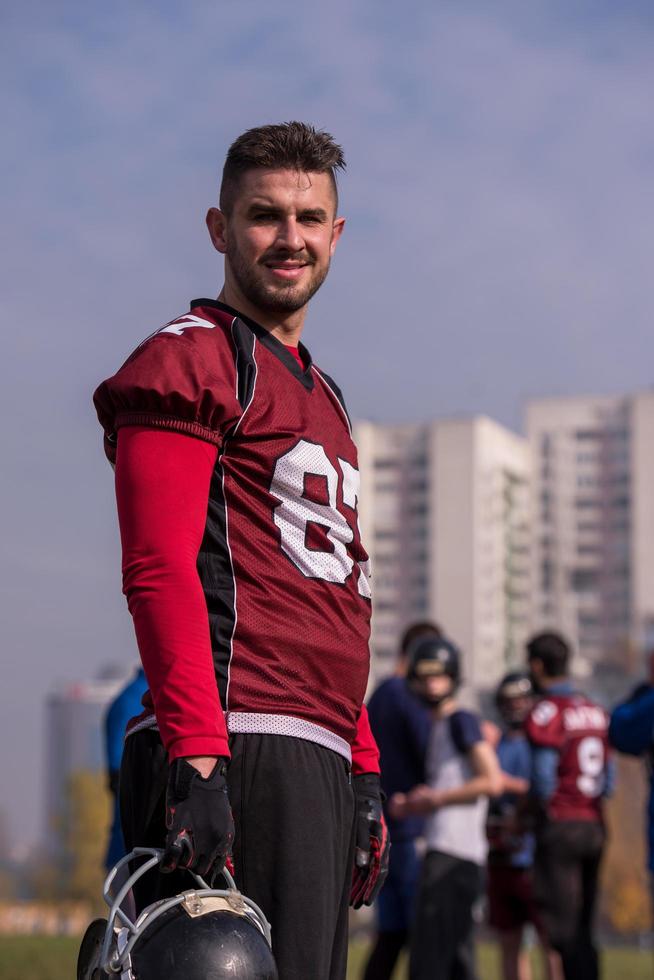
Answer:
[
  {"left": 389, "top": 634, "right": 502, "bottom": 980},
  {"left": 93, "top": 122, "right": 388, "bottom": 980},
  {"left": 609, "top": 651, "right": 654, "bottom": 916},
  {"left": 524, "top": 633, "right": 611, "bottom": 980},
  {"left": 104, "top": 665, "right": 148, "bottom": 871},
  {"left": 362, "top": 621, "right": 441, "bottom": 980},
  {"left": 487, "top": 672, "right": 562, "bottom": 980}
]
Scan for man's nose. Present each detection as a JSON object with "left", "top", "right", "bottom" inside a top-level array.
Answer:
[{"left": 275, "top": 218, "right": 304, "bottom": 252}]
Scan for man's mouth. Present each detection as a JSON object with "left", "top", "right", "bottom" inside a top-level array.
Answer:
[{"left": 263, "top": 259, "right": 311, "bottom": 281}]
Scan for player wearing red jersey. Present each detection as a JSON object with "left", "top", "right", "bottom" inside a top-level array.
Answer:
[
  {"left": 93, "top": 122, "right": 388, "bottom": 980},
  {"left": 524, "top": 633, "right": 611, "bottom": 980}
]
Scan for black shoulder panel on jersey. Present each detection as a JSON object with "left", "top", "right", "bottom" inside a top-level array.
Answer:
[
  {"left": 191, "top": 298, "right": 315, "bottom": 391},
  {"left": 230, "top": 317, "right": 257, "bottom": 413},
  {"left": 197, "top": 456, "right": 236, "bottom": 707},
  {"left": 315, "top": 369, "right": 352, "bottom": 429}
]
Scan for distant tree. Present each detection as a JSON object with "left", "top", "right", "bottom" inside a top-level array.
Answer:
[
  {"left": 601, "top": 755, "right": 651, "bottom": 934},
  {"left": 61, "top": 770, "right": 111, "bottom": 911}
]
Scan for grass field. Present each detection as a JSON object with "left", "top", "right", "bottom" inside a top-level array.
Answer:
[{"left": 0, "top": 935, "right": 651, "bottom": 979}]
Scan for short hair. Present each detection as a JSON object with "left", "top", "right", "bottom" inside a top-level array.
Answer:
[
  {"left": 526, "top": 632, "right": 570, "bottom": 677},
  {"left": 400, "top": 621, "right": 442, "bottom": 657},
  {"left": 220, "top": 121, "right": 346, "bottom": 214}
]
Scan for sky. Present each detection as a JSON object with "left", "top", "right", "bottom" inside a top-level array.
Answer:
[{"left": 2, "top": 0, "right": 654, "bottom": 851}]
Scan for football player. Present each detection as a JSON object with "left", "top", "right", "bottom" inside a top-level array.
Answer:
[
  {"left": 487, "top": 672, "right": 562, "bottom": 980},
  {"left": 389, "top": 635, "right": 503, "bottom": 980},
  {"left": 525, "top": 633, "right": 611, "bottom": 980},
  {"left": 362, "top": 621, "right": 441, "bottom": 980},
  {"left": 94, "top": 122, "right": 388, "bottom": 980}
]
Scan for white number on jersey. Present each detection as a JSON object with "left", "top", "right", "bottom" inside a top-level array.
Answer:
[
  {"left": 270, "top": 440, "right": 371, "bottom": 596},
  {"left": 576, "top": 736, "right": 605, "bottom": 798},
  {"left": 159, "top": 314, "right": 216, "bottom": 336}
]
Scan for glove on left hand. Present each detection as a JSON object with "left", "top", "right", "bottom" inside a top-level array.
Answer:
[{"left": 350, "top": 772, "right": 390, "bottom": 909}]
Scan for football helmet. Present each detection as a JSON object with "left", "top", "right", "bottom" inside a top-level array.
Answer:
[
  {"left": 76, "top": 847, "right": 278, "bottom": 980},
  {"left": 406, "top": 634, "right": 461, "bottom": 704},
  {"left": 495, "top": 670, "right": 534, "bottom": 728}
]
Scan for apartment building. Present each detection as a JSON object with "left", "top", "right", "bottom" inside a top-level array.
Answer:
[
  {"left": 355, "top": 417, "right": 531, "bottom": 690},
  {"left": 528, "top": 391, "right": 654, "bottom": 678}
]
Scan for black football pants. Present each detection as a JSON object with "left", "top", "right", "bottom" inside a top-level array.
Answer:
[
  {"left": 534, "top": 820, "right": 605, "bottom": 980},
  {"left": 120, "top": 728, "right": 357, "bottom": 980}
]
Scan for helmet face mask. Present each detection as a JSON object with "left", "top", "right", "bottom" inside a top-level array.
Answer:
[{"left": 76, "top": 848, "right": 278, "bottom": 980}]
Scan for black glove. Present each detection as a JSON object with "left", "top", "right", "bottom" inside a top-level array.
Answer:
[
  {"left": 162, "top": 757, "right": 234, "bottom": 879},
  {"left": 350, "top": 772, "right": 390, "bottom": 909}
]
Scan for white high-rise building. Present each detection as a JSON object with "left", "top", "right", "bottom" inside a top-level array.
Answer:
[
  {"left": 527, "top": 391, "right": 654, "bottom": 678},
  {"left": 43, "top": 672, "right": 130, "bottom": 855},
  {"left": 355, "top": 417, "right": 530, "bottom": 690}
]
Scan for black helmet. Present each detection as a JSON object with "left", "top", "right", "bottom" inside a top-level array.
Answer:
[
  {"left": 495, "top": 671, "right": 534, "bottom": 728},
  {"left": 77, "top": 848, "right": 278, "bottom": 980},
  {"left": 407, "top": 634, "right": 461, "bottom": 694}
]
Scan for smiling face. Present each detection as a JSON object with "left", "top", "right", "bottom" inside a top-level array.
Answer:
[{"left": 207, "top": 168, "right": 345, "bottom": 329}]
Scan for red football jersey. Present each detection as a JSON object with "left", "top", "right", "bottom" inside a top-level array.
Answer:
[
  {"left": 94, "top": 299, "right": 373, "bottom": 764},
  {"left": 525, "top": 691, "right": 609, "bottom": 822}
]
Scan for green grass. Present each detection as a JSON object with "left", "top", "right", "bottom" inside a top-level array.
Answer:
[
  {"left": 0, "top": 935, "right": 650, "bottom": 979},
  {"left": 346, "top": 940, "right": 654, "bottom": 980}
]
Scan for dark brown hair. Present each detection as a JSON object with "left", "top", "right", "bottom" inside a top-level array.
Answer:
[
  {"left": 400, "top": 621, "right": 442, "bottom": 657},
  {"left": 220, "top": 121, "right": 346, "bottom": 214},
  {"left": 526, "top": 631, "right": 570, "bottom": 677}
]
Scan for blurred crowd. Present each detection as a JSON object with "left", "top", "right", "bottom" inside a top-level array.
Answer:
[{"left": 358, "top": 625, "right": 654, "bottom": 980}]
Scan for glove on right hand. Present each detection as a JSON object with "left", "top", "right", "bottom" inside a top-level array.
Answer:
[{"left": 162, "top": 757, "right": 234, "bottom": 879}]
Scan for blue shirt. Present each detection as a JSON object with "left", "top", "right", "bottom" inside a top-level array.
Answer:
[
  {"left": 610, "top": 685, "right": 654, "bottom": 872},
  {"left": 367, "top": 676, "right": 432, "bottom": 841},
  {"left": 104, "top": 667, "right": 148, "bottom": 868},
  {"left": 489, "top": 732, "right": 534, "bottom": 868}
]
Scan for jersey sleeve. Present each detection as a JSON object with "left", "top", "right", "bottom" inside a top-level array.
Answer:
[
  {"left": 351, "top": 704, "right": 381, "bottom": 775},
  {"left": 449, "top": 710, "right": 483, "bottom": 754},
  {"left": 94, "top": 319, "right": 242, "bottom": 464},
  {"left": 115, "top": 425, "right": 229, "bottom": 760},
  {"left": 525, "top": 698, "right": 564, "bottom": 749},
  {"left": 609, "top": 688, "right": 654, "bottom": 756}
]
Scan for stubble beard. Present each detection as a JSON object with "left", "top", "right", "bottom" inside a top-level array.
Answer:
[{"left": 226, "top": 240, "right": 330, "bottom": 315}]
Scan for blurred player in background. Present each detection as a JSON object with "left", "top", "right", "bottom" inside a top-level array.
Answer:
[
  {"left": 103, "top": 665, "right": 148, "bottom": 919},
  {"left": 525, "top": 633, "right": 611, "bottom": 980},
  {"left": 390, "top": 634, "right": 502, "bottom": 980},
  {"left": 104, "top": 665, "right": 148, "bottom": 872},
  {"left": 362, "top": 621, "right": 441, "bottom": 980},
  {"left": 609, "top": 650, "right": 654, "bottom": 920},
  {"left": 94, "top": 122, "right": 387, "bottom": 980},
  {"left": 487, "top": 672, "right": 562, "bottom": 980}
]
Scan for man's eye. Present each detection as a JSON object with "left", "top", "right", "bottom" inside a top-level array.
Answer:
[{"left": 253, "top": 213, "right": 277, "bottom": 222}]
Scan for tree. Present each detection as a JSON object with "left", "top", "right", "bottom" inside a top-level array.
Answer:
[{"left": 60, "top": 770, "right": 112, "bottom": 911}]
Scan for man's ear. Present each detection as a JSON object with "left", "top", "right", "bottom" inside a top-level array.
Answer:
[
  {"left": 330, "top": 216, "right": 346, "bottom": 256},
  {"left": 206, "top": 207, "right": 228, "bottom": 254}
]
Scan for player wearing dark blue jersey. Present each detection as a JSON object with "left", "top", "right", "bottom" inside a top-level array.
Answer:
[
  {"left": 104, "top": 667, "right": 148, "bottom": 870},
  {"left": 362, "top": 622, "right": 439, "bottom": 980},
  {"left": 609, "top": 654, "right": 654, "bottom": 909}
]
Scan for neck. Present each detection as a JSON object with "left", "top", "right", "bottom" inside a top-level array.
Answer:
[
  {"left": 218, "top": 283, "right": 307, "bottom": 346},
  {"left": 433, "top": 697, "right": 456, "bottom": 719},
  {"left": 539, "top": 674, "right": 568, "bottom": 690}
]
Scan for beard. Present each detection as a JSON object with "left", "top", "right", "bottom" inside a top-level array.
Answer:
[{"left": 226, "top": 240, "right": 330, "bottom": 315}]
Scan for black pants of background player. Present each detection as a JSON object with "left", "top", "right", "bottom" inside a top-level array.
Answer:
[
  {"left": 409, "top": 849, "right": 482, "bottom": 980},
  {"left": 534, "top": 820, "right": 605, "bottom": 980},
  {"left": 120, "top": 727, "right": 357, "bottom": 980}
]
